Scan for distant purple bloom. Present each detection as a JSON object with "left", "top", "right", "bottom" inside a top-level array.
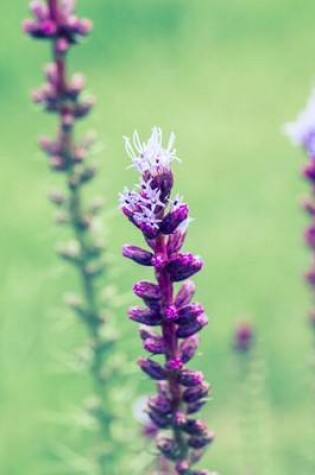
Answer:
[
  {"left": 23, "top": 0, "right": 92, "bottom": 50},
  {"left": 120, "top": 128, "right": 213, "bottom": 473},
  {"left": 233, "top": 322, "right": 254, "bottom": 352}
]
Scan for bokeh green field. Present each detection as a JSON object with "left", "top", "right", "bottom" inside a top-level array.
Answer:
[{"left": 1, "top": 1, "right": 315, "bottom": 473}]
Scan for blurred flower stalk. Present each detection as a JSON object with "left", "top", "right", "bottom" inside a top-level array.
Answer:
[
  {"left": 120, "top": 127, "right": 215, "bottom": 475},
  {"left": 232, "top": 323, "right": 275, "bottom": 475},
  {"left": 23, "top": 1, "right": 127, "bottom": 473}
]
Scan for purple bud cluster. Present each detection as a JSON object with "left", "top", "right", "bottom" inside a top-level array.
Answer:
[
  {"left": 233, "top": 323, "right": 254, "bottom": 352},
  {"left": 285, "top": 91, "right": 315, "bottom": 332},
  {"left": 120, "top": 128, "right": 213, "bottom": 474},
  {"left": 23, "top": 1, "right": 95, "bottom": 176},
  {"left": 23, "top": 0, "right": 92, "bottom": 52}
]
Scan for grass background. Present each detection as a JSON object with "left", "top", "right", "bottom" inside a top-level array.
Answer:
[{"left": 0, "top": 0, "right": 315, "bottom": 473}]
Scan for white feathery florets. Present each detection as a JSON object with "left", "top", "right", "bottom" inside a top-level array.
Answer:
[{"left": 124, "top": 126, "right": 180, "bottom": 174}]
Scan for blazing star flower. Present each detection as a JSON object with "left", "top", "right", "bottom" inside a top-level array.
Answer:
[
  {"left": 120, "top": 127, "right": 214, "bottom": 474},
  {"left": 285, "top": 90, "right": 315, "bottom": 331}
]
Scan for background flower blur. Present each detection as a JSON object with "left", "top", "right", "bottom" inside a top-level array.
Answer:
[{"left": 1, "top": 1, "right": 314, "bottom": 474}]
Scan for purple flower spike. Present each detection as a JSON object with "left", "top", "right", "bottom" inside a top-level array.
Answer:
[
  {"left": 120, "top": 128, "right": 213, "bottom": 473},
  {"left": 24, "top": 1, "right": 129, "bottom": 472},
  {"left": 284, "top": 89, "right": 315, "bottom": 325}
]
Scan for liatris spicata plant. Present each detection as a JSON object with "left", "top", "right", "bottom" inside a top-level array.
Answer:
[
  {"left": 23, "top": 2, "right": 128, "bottom": 473},
  {"left": 232, "top": 323, "right": 275, "bottom": 475},
  {"left": 284, "top": 91, "right": 315, "bottom": 471},
  {"left": 120, "top": 127, "right": 214, "bottom": 475}
]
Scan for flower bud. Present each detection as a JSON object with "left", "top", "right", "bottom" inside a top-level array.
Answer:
[
  {"left": 156, "top": 436, "right": 179, "bottom": 461},
  {"left": 144, "top": 336, "right": 165, "bottom": 355},
  {"left": 148, "top": 408, "right": 171, "bottom": 429},
  {"left": 128, "top": 307, "right": 162, "bottom": 326},
  {"left": 183, "top": 419, "right": 207, "bottom": 435},
  {"left": 138, "top": 221, "right": 160, "bottom": 239},
  {"left": 305, "top": 226, "right": 315, "bottom": 248},
  {"left": 167, "top": 228, "right": 187, "bottom": 254},
  {"left": 175, "top": 280, "right": 196, "bottom": 308},
  {"left": 303, "top": 161, "right": 315, "bottom": 182},
  {"left": 305, "top": 268, "right": 315, "bottom": 286},
  {"left": 160, "top": 203, "right": 189, "bottom": 234},
  {"left": 180, "top": 335, "right": 199, "bottom": 363},
  {"left": 138, "top": 358, "right": 166, "bottom": 381},
  {"left": 148, "top": 395, "right": 171, "bottom": 415},
  {"left": 74, "top": 98, "right": 94, "bottom": 119},
  {"left": 76, "top": 18, "right": 93, "bottom": 36},
  {"left": 188, "top": 430, "right": 215, "bottom": 449},
  {"left": 183, "top": 383, "right": 210, "bottom": 404},
  {"left": 68, "top": 73, "right": 85, "bottom": 98},
  {"left": 175, "top": 460, "right": 190, "bottom": 474},
  {"left": 133, "top": 281, "right": 161, "bottom": 300},
  {"left": 300, "top": 197, "right": 315, "bottom": 216},
  {"left": 167, "top": 253, "right": 203, "bottom": 282},
  {"left": 30, "top": 1, "right": 48, "bottom": 21},
  {"left": 176, "top": 314, "right": 208, "bottom": 338},
  {"left": 177, "top": 303, "right": 205, "bottom": 324},
  {"left": 78, "top": 166, "right": 98, "bottom": 185},
  {"left": 187, "top": 399, "right": 207, "bottom": 414},
  {"left": 178, "top": 369, "right": 204, "bottom": 387},
  {"left": 48, "top": 189, "right": 65, "bottom": 206},
  {"left": 57, "top": 240, "right": 80, "bottom": 263},
  {"left": 139, "top": 327, "right": 158, "bottom": 341},
  {"left": 147, "top": 168, "right": 174, "bottom": 204},
  {"left": 122, "top": 245, "right": 153, "bottom": 266}
]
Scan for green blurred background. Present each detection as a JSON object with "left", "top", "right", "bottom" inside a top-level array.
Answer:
[{"left": 1, "top": 0, "right": 315, "bottom": 473}]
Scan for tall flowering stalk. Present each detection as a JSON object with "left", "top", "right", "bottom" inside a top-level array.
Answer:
[
  {"left": 285, "top": 91, "right": 315, "bottom": 470},
  {"left": 120, "top": 127, "right": 214, "bottom": 475},
  {"left": 232, "top": 323, "right": 275, "bottom": 475},
  {"left": 23, "top": 2, "right": 126, "bottom": 473}
]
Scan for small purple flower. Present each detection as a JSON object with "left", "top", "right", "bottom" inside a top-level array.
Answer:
[
  {"left": 233, "top": 322, "right": 254, "bottom": 352},
  {"left": 120, "top": 127, "right": 213, "bottom": 473}
]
